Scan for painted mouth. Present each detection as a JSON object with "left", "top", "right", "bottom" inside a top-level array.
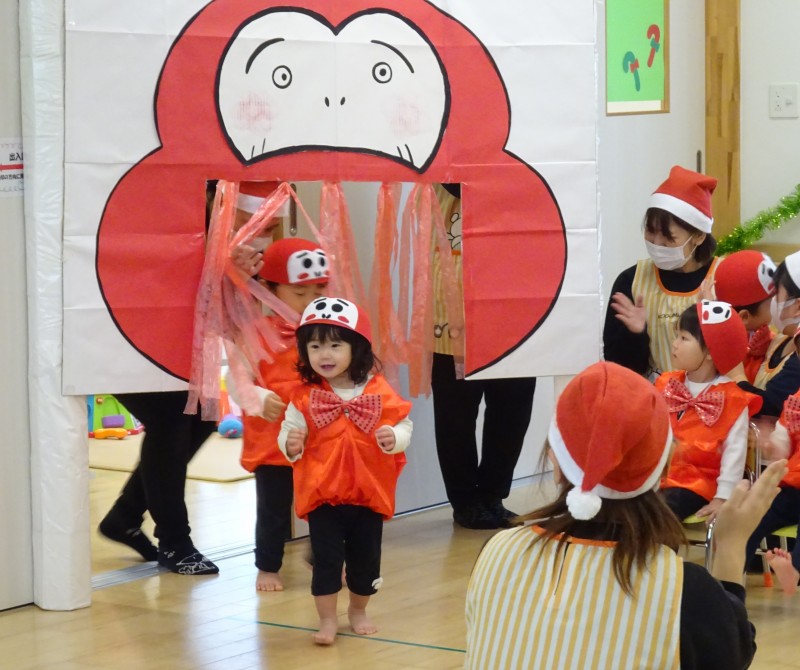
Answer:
[{"left": 216, "top": 9, "right": 448, "bottom": 171}]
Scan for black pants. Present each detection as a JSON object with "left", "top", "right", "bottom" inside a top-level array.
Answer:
[
  {"left": 254, "top": 464, "right": 294, "bottom": 573},
  {"left": 661, "top": 487, "right": 709, "bottom": 521},
  {"left": 307, "top": 504, "right": 383, "bottom": 597},
  {"left": 745, "top": 486, "right": 800, "bottom": 573},
  {"left": 430, "top": 353, "right": 536, "bottom": 510},
  {"left": 107, "top": 391, "right": 216, "bottom": 550}
]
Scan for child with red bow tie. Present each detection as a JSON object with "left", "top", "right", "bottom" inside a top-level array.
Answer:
[
  {"left": 657, "top": 301, "right": 762, "bottom": 523},
  {"left": 279, "top": 297, "right": 412, "bottom": 645}
]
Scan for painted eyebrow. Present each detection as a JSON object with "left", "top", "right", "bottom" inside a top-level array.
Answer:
[
  {"left": 246, "top": 37, "right": 285, "bottom": 74},
  {"left": 370, "top": 39, "right": 414, "bottom": 73}
]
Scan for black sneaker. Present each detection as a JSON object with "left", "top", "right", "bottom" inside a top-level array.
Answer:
[
  {"left": 98, "top": 514, "right": 158, "bottom": 562},
  {"left": 453, "top": 503, "right": 503, "bottom": 530},
  {"left": 485, "top": 500, "right": 523, "bottom": 528},
  {"left": 158, "top": 547, "right": 219, "bottom": 575}
]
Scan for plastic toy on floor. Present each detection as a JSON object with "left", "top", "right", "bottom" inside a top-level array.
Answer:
[
  {"left": 88, "top": 394, "right": 144, "bottom": 438},
  {"left": 218, "top": 413, "right": 243, "bottom": 438}
]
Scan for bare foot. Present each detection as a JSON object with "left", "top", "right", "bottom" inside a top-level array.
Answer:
[
  {"left": 767, "top": 549, "right": 799, "bottom": 595},
  {"left": 256, "top": 571, "right": 284, "bottom": 592},
  {"left": 348, "top": 607, "right": 378, "bottom": 636},
  {"left": 312, "top": 617, "right": 338, "bottom": 645}
]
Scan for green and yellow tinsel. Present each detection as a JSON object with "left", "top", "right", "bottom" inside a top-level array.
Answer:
[{"left": 716, "top": 184, "right": 800, "bottom": 255}]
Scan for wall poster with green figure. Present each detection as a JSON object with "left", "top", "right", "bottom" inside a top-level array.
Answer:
[{"left": 606, "top": 0, "right": 669, "bottom": 114}]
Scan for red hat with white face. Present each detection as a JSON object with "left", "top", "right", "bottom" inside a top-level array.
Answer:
[
  {"left": 649, "top": 165, "right": 717, "bottom": 233},
  {"left": 698, "top": 300, "right": 749, "bottom": 375},
  {"left": 258, "top": 238, "right": 329, "bottom": 285},
  {"left": 299, "top": 297, "right": 372, "bottom": 344},
  {"left": 547, "top": 361, "right": 673, "bottom": 521},
  {"left": 714, "top": 250, "right": 777, "bottom": 306}
]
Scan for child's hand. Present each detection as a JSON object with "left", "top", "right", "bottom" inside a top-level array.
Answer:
[
  {"left": 286, "top": 428, "right": 307, "bottom": 457},
  {"left": 698, "top": 277, "right": 716, "bottom": 302},
  {"left": 722, "top": 361, "right": 747, "bottom": 382},
  {"left": 695, "top": 497, "right": 724, "bottom": 525},
  {"left": 263, "top": 392, "right": 287, "bottom": 422},
  {"left": 230, "top": 243, "right": 264, "bottom": 276},
  {"left": 375, "top": 426, "right": 396, "bottom": 452},
  {"left": 610, "top": 293, "right": 646, "bottom": 334}
]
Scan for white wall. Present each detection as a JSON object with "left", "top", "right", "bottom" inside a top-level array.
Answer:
[
  {"left": 0, "top": 1, "right": 34, "bottom": 610},
  {"left": 598, "top": 0, "right": 706, "bottom": 306},
  {"left": 741, "top": 0, "right": 800, "bottom": 246}
]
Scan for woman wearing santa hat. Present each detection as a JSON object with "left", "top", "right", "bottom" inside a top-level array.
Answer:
[
  {"left": 604, "top": 166, "right": 719, "bottom": 380},
  {"left": 465, "top": 361, "right": 787, "bottom": 670}
]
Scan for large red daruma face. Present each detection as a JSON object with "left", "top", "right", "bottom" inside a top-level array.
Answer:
[{"left": 96, "top": 0, "right": 566, "bottom": 381}]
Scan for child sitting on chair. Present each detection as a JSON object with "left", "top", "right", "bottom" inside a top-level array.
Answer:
[
  {"left": 658, "top": 301, "right": 762, "bottom": 523},
  {"left": 713, "top": 250, "right": 777, "bottom": 384},
  {"left": 744, "top": 366, "right": 800, "bottom": 595}
]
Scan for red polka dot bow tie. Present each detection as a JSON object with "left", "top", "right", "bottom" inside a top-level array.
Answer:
[
  {"left": 782, "top": 394, "right": 800, "bottom": 434},
  {"left": 663, "top": 378, "right": 725, "bottom": 426},
  {"left": 747, "top": 326, "right": 772, "bottom": 359},
  {"left": 309, "top": 388, "right": 383, "bottom": 434}
]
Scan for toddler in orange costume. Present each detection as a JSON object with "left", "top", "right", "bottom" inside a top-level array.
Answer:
[
  {"left": 279, "top": 297, "right": 412, "bottom": 645},
  {"left": 658, "top": 300, "right": 762, "bottom": 522}
]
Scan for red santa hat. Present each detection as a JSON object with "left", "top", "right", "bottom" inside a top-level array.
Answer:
[
  {"left": 258, "top": 238, "right": 329, "bottom": 285},
  {"left": 649, "top": 166, "right": 717, "bottom": 233},
  {"left": 714, "top": 250, "right": 777, "bottom": 306},
  {"left": 237, "top": 181, "right": 289, "bottom": 217},
  {"left": 697, "top": 300, "right": 749, "bottom": 375},
  {"left": 548, "top": 361, "right": 673, "bottom": 520},
  {"left": 298, "top": 297, "right": 372, "bottom": 344}
]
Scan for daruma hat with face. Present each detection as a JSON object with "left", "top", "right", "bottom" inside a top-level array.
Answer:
[
  {"left": 697, "top": 300, "right": 749, "bottom": 375},
  {"left": 258, "top": 238, "right": 329, "bottom": 285},
  {"left": 547, "top": 361, "right": 673, "bottom": 520},
  {"left": 298, "top": 297, "right": 372, "bottom": 344},
  {"left": 649, "top": 165, "right": 717, "bottom": 233},
  {"left": 714, "top": 250, "right": 776, "bottom": 306}
]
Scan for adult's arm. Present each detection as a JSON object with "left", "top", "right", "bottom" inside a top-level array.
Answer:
[
  {"left": 602, "top": 265, "right": 651, "bottom": 375},
  {"left": 739, "top": 355, "right": 800, "bottom": 417},
  {"left": 680, "top": 563, "right": 755, "bottom": 670}
]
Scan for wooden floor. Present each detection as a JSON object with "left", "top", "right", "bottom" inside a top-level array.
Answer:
[{"left": 1, "top": 471, "right": 799, "bottom": 669}]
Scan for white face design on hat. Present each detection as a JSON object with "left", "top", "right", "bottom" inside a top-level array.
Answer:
[
  {"left": 305, "top": 297, "right": 359, "bottom": 327},
  {"left": 758, "top": 254, "right": 777, "bottom": 295},
  {"left": 286, "top": 249, "right": 328, "bottom": 283},
  {"left": 700, "top": 300, "right": 731, "bottom": 325}
]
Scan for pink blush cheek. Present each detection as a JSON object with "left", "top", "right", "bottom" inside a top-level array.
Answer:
[
  {"left": 390, "top": 101, "right": 421, "bottom": 135},
  {"left": 234, "top": 94, "right": 272, "bottom": 133}
]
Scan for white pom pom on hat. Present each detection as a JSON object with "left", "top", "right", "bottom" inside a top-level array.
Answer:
[{"left": 548, "top": 361, "right": 673, "bottom": 520}]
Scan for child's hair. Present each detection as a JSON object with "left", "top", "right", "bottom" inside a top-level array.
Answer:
[
  {"left": 295, "top": 323, "right": 380, "bottom": 385},
  {"left": 522, "top": 442, "right": 685, "bottom": 596},
  {"left": 677, "top": 304, "right": 706, "bottom": 349},
  {"left": 773, "top": 261, "right": 800, "bottom": 300},
  {"left": 644, "top": 208, "right": 717, "bottom": 264},
  {"left": 731, "top": 296, "right": 770, "bottom": 316}
]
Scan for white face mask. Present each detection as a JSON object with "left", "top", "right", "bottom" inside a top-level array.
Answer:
[
  {"left": 770, "top": 296, "right": 800, "bottom": 333},
  {"left": 644, "top": 237, "right": 695, "bottom": 271}
]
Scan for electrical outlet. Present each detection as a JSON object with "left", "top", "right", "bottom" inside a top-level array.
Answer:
[{"left": 769, "top": 83, "right": 799, "bottom": 118}]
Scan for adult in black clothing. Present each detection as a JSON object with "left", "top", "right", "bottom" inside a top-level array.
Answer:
[
  {"left": 99, "top": 392, "right": 219, "bottom": 574},
  {"left": 603, "top": 166, "right": 719, "bottom": 379}
]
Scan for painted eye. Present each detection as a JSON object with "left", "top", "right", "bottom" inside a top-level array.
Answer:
[
  {"left": 272, "top": 65, "right": 292, "bottom": 89},
  {"left": 372, "top": 62, "right": 392, "bottom": 84},
  {"left": 332, "top": 303, "right": 344, "bottom": 313}
]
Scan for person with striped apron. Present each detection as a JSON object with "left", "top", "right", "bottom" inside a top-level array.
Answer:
[
  {"left": 465, "top": 361, "right": 787, "bottom": 669},
  {"left": 604, "top": 166, "right": 719, "bottom": 381}
]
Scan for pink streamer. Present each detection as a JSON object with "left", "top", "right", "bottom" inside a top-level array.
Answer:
[{"left": 320, "top": 182, "right": 367, "bottom": 306}]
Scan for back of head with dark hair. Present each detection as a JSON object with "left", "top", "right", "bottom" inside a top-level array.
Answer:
[
  {"left": 773, "top": 261, "right": 800, "bottom": 300},
  {"left": 677, "top": 304, "right": 705, "bottom": 349},
  {"left": 295, "top": 323, "right": 379, "bottom": 385},
  {"left": 644, "top": 208, "right": 717, "bottom": 265}
]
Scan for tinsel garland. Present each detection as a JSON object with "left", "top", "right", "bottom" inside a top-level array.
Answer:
[{"left": 716, "top": 184, "right": 800, "bottom": 255}]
